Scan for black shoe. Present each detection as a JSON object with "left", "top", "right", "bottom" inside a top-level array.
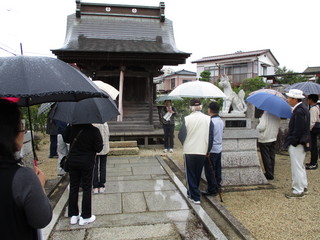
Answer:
[
  {"left": 264, "top": 173, "right": 274, "bottom": 180},
  {"left": 306, "top": 164, "right": 318, "bottom": 170},
  {"left": 201, "top": 190, "right": 218, "bottom": 196}
]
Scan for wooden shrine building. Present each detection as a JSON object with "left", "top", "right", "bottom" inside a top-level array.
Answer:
[{"left": 52, "top": 1, "right": 190, "bottom": 144}]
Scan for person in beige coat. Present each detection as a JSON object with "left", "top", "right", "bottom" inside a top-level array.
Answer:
[
  {"left": 256, "top": 111, "right": 281, "bottom": 180},
  {"left": 92, "top": 122, "right": 110, "bottom": 194}
]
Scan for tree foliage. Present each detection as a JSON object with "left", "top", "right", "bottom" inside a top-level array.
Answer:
[
  {"left": 275, "top": 66, "right": 307, "bottom": 84},
  {"left": 200, "top": 71, "right": 211, "bottom": 82},
  {"left": 240, "top": 76, "right": 266, "bottom": 94}
]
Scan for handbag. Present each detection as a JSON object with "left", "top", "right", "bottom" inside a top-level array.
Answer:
[{"left": 60, "top": 130, "right": 83, "bottom": 172}]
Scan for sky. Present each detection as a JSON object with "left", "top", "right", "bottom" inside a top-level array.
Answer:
[{"left": 0, "top": 0, "right": 319, "bottom": 73}]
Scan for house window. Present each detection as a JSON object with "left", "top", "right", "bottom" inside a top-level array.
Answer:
[
  {"left": 183, "top": 79, "right": 191, "bottom": 83},
  {"left": 171, "top": 78, "right": 175, "bottom": 89}
]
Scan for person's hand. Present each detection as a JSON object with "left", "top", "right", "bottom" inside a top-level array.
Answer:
[{"left": 34, "top": 166, "right": 46, "bottom": 190}]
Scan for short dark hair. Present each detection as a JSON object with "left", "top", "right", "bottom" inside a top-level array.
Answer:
[
  {"left": 0, "top": 100, "right": 22, "bottom": 162},
  {"left": 208, "top": 101, "right": 220, "bottom": 113},
  {"left": 190, "top": 98, "right": 201, "bottom": 106},
  {"left": 308, "top": 94, "right": 319, "bottom": 103}
]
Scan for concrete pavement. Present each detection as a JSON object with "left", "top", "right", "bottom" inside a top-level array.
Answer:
[{"left": 44, "top": 155, "right": 227, "bottom": 240}]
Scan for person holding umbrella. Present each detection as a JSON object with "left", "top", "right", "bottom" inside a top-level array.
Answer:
[
  {"left": 306, "top": 94, "right": 320, "bottom": 170},
  {"left": 63, "top": 124, "right": 103, "bottom": 225},
  {"left": 92, "top": 122, "right": 110, "bottom": 194},
  {"left": 283, "top": 89, "right": 310, "bottom": 199},
  {"left": 0, "top": 99, "right": 52, "bottom": 239},
  {"left": 160, "top": 100, "right": 177, "bottom": 153},
  {"left": 256, "top": 111, "right": 281, "bottom": 180}
]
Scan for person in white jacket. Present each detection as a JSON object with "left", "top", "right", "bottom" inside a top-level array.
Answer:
[
  {"left": 92, "top": 122, "right": 110, "bottom": 194},
  {"left": 256, "top": 111, "right": 281, "bottom": 180}
]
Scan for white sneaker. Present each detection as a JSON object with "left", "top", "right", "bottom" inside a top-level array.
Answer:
[
  {"left": 99, "top": 187, "right": 105, "bottom": 193},
  {"left": 93, "top": 188, "right": 99, "bottom": 194},
  {"left": 79, "top": 215, "right": 96, "bottom": 226},
  {"left": 169, "top": 148, "right": 174, "bottom": 153},
  {"left": 163, "top": 149, "right": 168, "bottom": 153},
  {"left": 70, "top": 215, "right": 80, "bottom": 225}
]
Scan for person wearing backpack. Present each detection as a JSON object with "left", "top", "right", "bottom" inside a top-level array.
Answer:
[{"left": 306, "top": 94, "right": 320, "bottom": 170}]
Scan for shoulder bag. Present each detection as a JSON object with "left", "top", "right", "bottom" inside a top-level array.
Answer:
[{"left": 60, "top": 129, "right": 83, "bottom": 172}]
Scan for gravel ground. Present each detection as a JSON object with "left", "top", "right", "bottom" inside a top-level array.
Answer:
[{"left": 36, "top": 132, "right": 320, "bottom": 240}]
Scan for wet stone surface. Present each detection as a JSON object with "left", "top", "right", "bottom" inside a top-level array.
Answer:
[{"left": 49, "top": 156, "right": 212, "bottom": 240}]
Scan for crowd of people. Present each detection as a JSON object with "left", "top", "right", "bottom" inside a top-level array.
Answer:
[{"left": 1, "top": 87, "right": 319, "bottom": 238}]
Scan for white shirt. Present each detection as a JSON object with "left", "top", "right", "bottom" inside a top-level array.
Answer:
[
  {"left": 256, "top": 112, "right": 281, "bottom": 143},
  {"left": 309, "top": 104, "right": 320, "bottom": 130}
]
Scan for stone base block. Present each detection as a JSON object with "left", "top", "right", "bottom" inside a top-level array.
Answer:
[
  {"left": 110, "top": 141, "right": 138, "bottom": 148},
  {"left": 222, "top": 167, "right": 268, "bottom": 186},
  {"left": 109, "top": 147, "right": 139, "bottom": 156}
]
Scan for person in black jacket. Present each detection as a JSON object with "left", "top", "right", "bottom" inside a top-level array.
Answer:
[
  {"left": 160, "top": 100, "right": 177, "bottom": 153},
  {"left": 283, "top": 89, "right": 310, "bottom": 199},
  {"left": 0, "top": 99, "right": 52, "bottom": 239},
  {"left": 63, "top": 124, "right": 103, "bottom": 225}
]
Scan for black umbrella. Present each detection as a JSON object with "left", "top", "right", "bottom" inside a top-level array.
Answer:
[
  {"left": 0, "top": 56, "right": 108, "bottom": 160},
  {"left": 0, "top": 56, "right": 106, "bottom": 106},
  {"left": 52, "top": 97, "right": 119, "bottom": 124}
]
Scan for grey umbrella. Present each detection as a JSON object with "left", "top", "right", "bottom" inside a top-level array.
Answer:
[
  {"left": 285, "top": 82, "right": 320, "bottom": 95},
  {"left": 52, "top": 97, "right": 119, "bottom": 124}
]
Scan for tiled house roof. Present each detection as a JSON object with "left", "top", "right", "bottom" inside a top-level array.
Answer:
[{"left": 192, "top": 49, "right": 279, "bottom": 66}]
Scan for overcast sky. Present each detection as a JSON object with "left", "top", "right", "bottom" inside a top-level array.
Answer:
[{"left": 0, "top": 0, "right": 319, "bottom": 72}]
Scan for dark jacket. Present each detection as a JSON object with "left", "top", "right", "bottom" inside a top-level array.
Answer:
[
  {"left": 0, "top": 162, "right": 52, "bottom": 240},
  {"left": 283, "top": 102, "right": 311, "bottom": 151},
  {"left": 63, "top": 124, "right": 103, "bottom": 167},
  {"left": 160, "top": 106, "right": 177, "bottom": 125}
]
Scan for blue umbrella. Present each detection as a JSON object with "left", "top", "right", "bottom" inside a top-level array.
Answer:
[{"left": 246, "top": 92, "right": 292, "bottom": 119}]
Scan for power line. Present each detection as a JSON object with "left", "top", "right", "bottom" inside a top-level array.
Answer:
[{"left": 0, "top": 46, "right": 17, "bottom": 56}]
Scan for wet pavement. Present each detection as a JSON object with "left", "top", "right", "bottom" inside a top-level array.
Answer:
[{"left": 44, "top": 155, "right": 225, "bottom": 240}]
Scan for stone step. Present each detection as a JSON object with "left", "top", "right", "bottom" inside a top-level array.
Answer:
[
  {"left": 86, "top": 223, "right": 181, "bottom": 240},
  {"left": 109, "top": 141, "right": 138, "bottom": 148},
  {"left": 109, "top": 147, "right": 139, "bottom": 156}
]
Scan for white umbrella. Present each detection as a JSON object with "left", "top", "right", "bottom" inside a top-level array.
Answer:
[
  {"left": 168, "top": 80, "right": 226, "bottom": 98},
  {"left": 93, "top": 80, "right": 119, "bottom": 100}
]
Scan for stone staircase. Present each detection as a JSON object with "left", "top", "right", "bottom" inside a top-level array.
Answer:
[
  {"left": 108, "top": 102, "right": 161, "bottom": 133},
  {"left": 109, "top": 140, "right": 139, "bottom": 156}
]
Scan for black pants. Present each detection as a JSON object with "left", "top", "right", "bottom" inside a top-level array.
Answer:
[
  {"left": 68, "top": 162, "right": 94, "bottom": 218},
  {"left": 163, "top": 124, "right": 174, "bottom": 149},
  {"left": 259, "top": 141, "right": 276, "bottom": 178},
  {"left": 310, "top": 128, "right": 320, "bottom": 164},
  {"left": 184, "top": 154, "right": 206, "bottom": 201},
  {"left": 49, "top": 135, "right": 57, "bottom": 157},
  {"left": 93, "top": 155, "right": 107, "bottom": 188}
]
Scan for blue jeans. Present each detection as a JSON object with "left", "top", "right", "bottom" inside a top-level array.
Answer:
[
  {"left": 184, "top": 154, "right": 206, "bottom": 201},
  {"left": 204, "top": 152, "right": 222, "bottom": 193},
  {"left": 93, "top": 155, "right": 107, "bottom": 188}
]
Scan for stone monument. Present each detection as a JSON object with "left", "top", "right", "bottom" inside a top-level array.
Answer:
[{"left": 217, "top": 75, "right": 268, "bottom": 186}]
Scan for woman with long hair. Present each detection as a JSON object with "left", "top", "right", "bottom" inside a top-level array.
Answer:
[{"left": 0, "top": 99, "right": 52, "bottom": 239}]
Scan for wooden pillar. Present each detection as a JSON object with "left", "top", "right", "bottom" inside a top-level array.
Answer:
[
  {"left": 117, "top": 66, "right": 125, "bottom": 122},
  {"left": 148, "top": 73, "right": 154, "bottom": 125}
]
